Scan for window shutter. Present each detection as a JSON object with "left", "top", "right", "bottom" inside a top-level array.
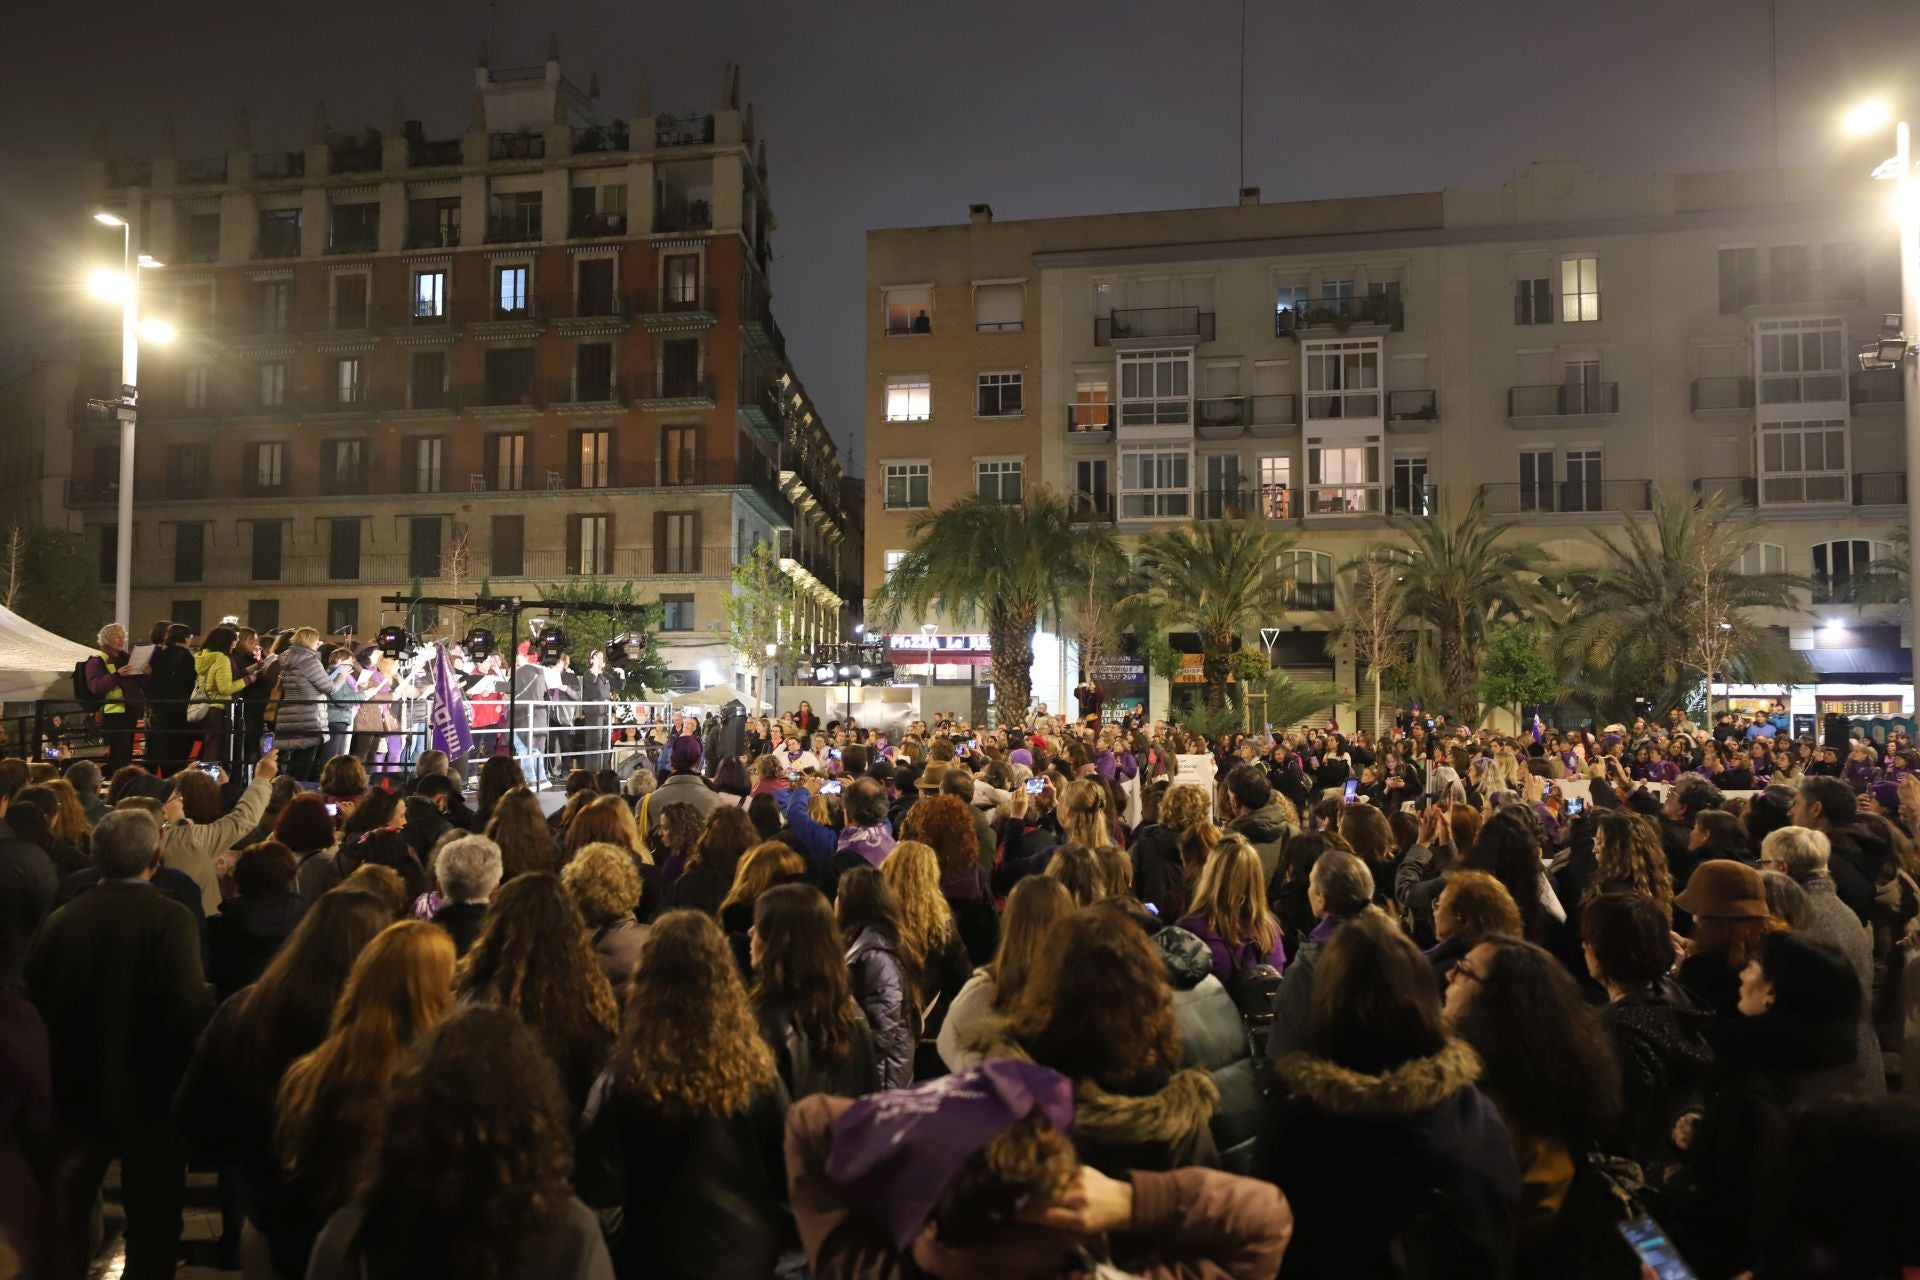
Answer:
[
  {"left": 603, "top": 514, "right": 615, "bottom": 576},
  {"left": 566, "top": 517, "right": 581, "bottom": 576},
  {"left": 690, "top": 511, "right": 703, "bottom": 575},
  {"left": 653, "top": 511, "right": 668, "bottom": 574},
  {"left": 974, "top": 283, "right": 1022, "bottom": 330}
]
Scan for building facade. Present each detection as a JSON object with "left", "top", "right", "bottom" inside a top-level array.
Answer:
[
  {"left": 76, "top": 46, "right": 856, "bottom": 694},
  {"left": 866, "top": 159, "right": 1910, "bottom": 724},
  {"left": 0, "top": 360, "right": 82, "bottom": 533}
]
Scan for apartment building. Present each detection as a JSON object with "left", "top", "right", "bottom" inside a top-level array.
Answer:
[
  {"left": 866, "top": 158, "right": 1911, "bottom": 724},
  {"left": 0, "top": 360, "right": 82, "bottom": 532},
  {"left": 75, "top": 45, "right": 856, "bottom": 693}
]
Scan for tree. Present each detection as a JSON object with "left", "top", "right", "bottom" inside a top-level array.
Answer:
[
  {"left": 1378, "top": 495, "right": 1554, "bottom": 726},
  {"left": 1260, "top": 670, "right": 1348, "bottom": 731},
  {"left": 1336, "top": 551, "right": 1411, "bottom": 740},
  {"left": 1480, "top": 623, "right": 1558, "bottom": 728},
  {"left": 1556, "top": 490, "right": 1807, "bottom": 719},
  {"left": 437, "top": 524, "right": 475, "bottom": 632},
  {"left": 1126, "top": 520, "right": 1297, "bottom": 712},
  {"left": 872, "top": 486, "right": 1116, "bottom": 718},
  {"left": 1858, "top": 525, "right": 1910, "bottom": 604},
  {"left": 725, "top": 540, "right": 795, "bottom": 699},
  {"left": 7, "top": 526, "right": 104, "bottom": 645},
  {"left": 464, "top": 578, "right": 668, "bottom": 697}
]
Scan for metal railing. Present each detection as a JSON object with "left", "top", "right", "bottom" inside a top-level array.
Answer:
[
  {"left": 1281, "top": 580, "right": 1336, "bottom": 611},
  {"left": 255, "top": 228, "right": 303, "bottom": 260},
  {"left": 1197, "top": 397, "right": 1250, "bottom": 429},
  {"left": 485, "top": 214, "right": 544, "bottom": 244},
  {"left": 1693, "top": 476, "right": 1758, "bottom": 507},
  {"left": 634, "top": 371, "right": 718, "bottom": 402},
  {"left": 1476, "top": 479, "right": 1652, "bottom": 514},
  {"left": 326, "top": 228, "right": 381, "bottom": 255},
  {"left": 489, "top": 132, "right": 546, "bottom": 161},
  {"left": 404, "top": 224, "right": 462, "bottom": 250},
  {"left": 655, "top": 113, "right": 716, "bottom": 147},
  {"left": 1275, "top": 291, "right": 1403, "bottom": 337},
  {"left": 570, "top": 212, "right": 630, "bottom": 238},
  {"left": 1691, "top": 377, "right": 1754, "bottom": 412},
  {"left": 1069, "top": 491, "right": 1115, "bottom": 522},
  {"left": 1851, "top": 369, "right": 1905, "bottom": 406},
  {"left": 571, "top": 122, "right": 630, "bottom": 154},
  {"left": 1386, "top": 482, "right": 1439, "bottom": 516},
  {"left": 177, "top": 155, "right": 228, "bottom": 185},
  {"left": 1387, "top": 389, "right": 1438, "bottom": 422},
  {"left": 628, "top": 287, "right": 710, "bottom": 315},
  {"left": 1305, "top": 485, "right": 1383, "bottom": 516},
  {"left": 1094, "top": 306, "right": 1216, "bottom": 345},
  {"left": 1507, "top": 383, "right": 1620, "bottom": 417},
  {"left": 408, "top": 137, "right": 463, "bottom": 167},
  {"left": 545, "top": 376, "right": 627, "bottom": 405},
  {"left": 653, "top": 198, "right": 713, "bottom": 233},
  {"left": 254, "top": 151, "right": 305, "bottom": 180},
  {"left": 1305, "top": 390, "right": 1381, "bottom": 421},
  {"left": 1854, "top": 472, "right": 1908, "bottom": 505},
  {"left": 329, "top": 141, "right": 383, "bottom": 173},
  {"left": 1250, "top": 394, "right": 1299, "bottom": 430},
  {"left": 1195, "top": 486, "right": 1254, "bottom": 519},
  {"left": 1065, "top": 404, "right": 1115, "bottom": 433}
]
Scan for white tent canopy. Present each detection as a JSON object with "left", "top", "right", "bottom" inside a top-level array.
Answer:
[
  {"left": 0, "top": 606, "right": 94, "bottom": 703},
  {"left": 667, "top": 683, "right": 767, "bottom": 711}
]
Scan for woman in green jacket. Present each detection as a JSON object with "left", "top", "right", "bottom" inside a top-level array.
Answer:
[{"left": 195, "top": 625, "right": 259, "bottom": 766}]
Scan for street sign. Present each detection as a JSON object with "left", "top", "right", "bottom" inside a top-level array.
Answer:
[{"left": 1259, "top": 627, "right": 1281, "bottom": 651}]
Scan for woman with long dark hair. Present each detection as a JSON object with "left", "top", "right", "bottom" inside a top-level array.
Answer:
[
  {"left": 485, "top": 784, "right": 563, "bottom": 881},
  {"left": 936, "top": 875, "right": 1074, "bottom": 1072},
  {"left": 834, "top": 865, "right": 915, "bottom": 1090},
  {"left": 473, "top": 754, "right": 525, "bottom": 830},
  {"left": 336, "top": 788, "right": 429, "bottom": 901},
  {"left": 577, "top": 911, "right": 789, "bottom": 1279},
  {"left": 665, "top": 806, "right": 758, "bottom": 918},
  {"left": 304, "top": 1005, "right": 612, "bottom": 1280},
  {"left": 750, "top": 883, "right": 877, "bottom": 1098},
  {"left": 147, "top": 620, "right": 198, "bottom": 776}
]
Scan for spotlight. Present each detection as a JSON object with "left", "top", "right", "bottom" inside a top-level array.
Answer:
[
  {"left": 536, "top": 623, "right": 568, "bottom": 664},
  {"left": 376, "top": 625, "right": 416, "bottom": 659},
  {"left": 463, "top": 627, "right": 495, "bottom": 659},
  {"left": 606, "top": 633, "right": 630, "bottom": 666},
  {"left": 813, "top": 664, "right": 833, "bottom": 683},
  {"left": 859, "top": 666, "right": 872, "bottom": 679},
  {"left": 837, "top": 665, "right": 851, "bottom": 678}
]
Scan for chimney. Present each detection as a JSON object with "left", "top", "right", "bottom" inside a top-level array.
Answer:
[
  {"left": 968, "top": 203, "right": 993, "bottom": 225},
  {"left": 1238, "top": 187, "right": 1261, "bottom": 206}
]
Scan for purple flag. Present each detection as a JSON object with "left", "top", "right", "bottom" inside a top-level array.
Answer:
[{"left": 429, "top": 643, "right": 472, "bottom": 757}]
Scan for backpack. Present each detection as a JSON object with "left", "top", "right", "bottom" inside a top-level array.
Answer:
[
  {"left": 1224, "top": 937, "right": 1283, "bottom": 1029},
  {"left": 72, "top": 657, "right": 105, "bottom": 713}
]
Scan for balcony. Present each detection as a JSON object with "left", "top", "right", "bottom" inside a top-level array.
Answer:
[
  {"left": 1069, "top": 491, "right": 1115, "bottom": 523},
  {"left": 318, "top": 467, "right": 369, "bottom": 497},
  {"left": 461, "top": 381, "right": 544, "bottom": 413},
  {"left": 629, "top": 288, "right": 714, "bottom": 331},
  {"left": 1065, "top": 404, "right": 1114, "bottom": 439},
  {"left": 546, "top": 376, "right": 627, "bottom": 409},
  {"left": 569, "top": 211, "right": 629, "bottom": 239},
  {"left": 177, "top": 155, "right": 227, "bottom": 185},
  {"left": 1249, "top": 394, "right": 1300, "bottom": 436},
  {"left": 1197, "top": 397, "right": 1251, "bottom": 439},
  {"left": 1305, "top": 485, "right": 1383, "bottom": 516},
  {"left": 1094, "top": 306, "right": 1216, "bottom": 347},
  {"left": 1386, "top": 389, "right": 1439, "bottom": 425},
  {"left": 485, "top": 214, "right": 543, "bottom": 244},
  {"left": 404, "top": 224, "right": 461, "bottom": 250},
  {"left": 635, "top": 371, "right": 717, "bottom": 409},
  {"left": 1280, "top": 580, "right": 1336, "bottom": 611},
  {"left": 571, "top": 122, "right": 629, "bottom": 154},
  {"left": 1506, "top": 382, "right": 1620, "bottom": 424},
  {"left": 1758, "top": 371, "right": 1846, "bottom": 406},
  {"left": 106, "top": 157, "right": 153, "bottom": 188},
  {"left": 254, "top": 151, "right": 305, "bottom": 180},
  {"left": 1304, "top": 390, "right": 1382, "bottom": 422},
  {"left": 1693, "top": 476, "right": 1758, "bottom": 507},
  {"left": 1275, "top": 290, "right": 1403, "bottom": 339},
  {"left": 458, "top": 298, "right": 542, "bottom": 337},
  {"left": 1386, "top": 482, "right": 1439, "bottom": 516},
  {"left": 1690, "top": 377, "right": 1755, "bottom": 417},
  {"left": 329, "top": 139, "right": 383, "bottom": 174},
  {"left": 653, "top": 198, "right": 713, "bottom": 234},
  {"left": 488, "top": 132, "right": 546, "bottom": 161},
  {"left": 408, "top": 137, "right": 463, "bottom": 167},
  {"left": 1195, "top": 486, "right": 1255, "bottom": 519},
  {"left": 255, "top": 228, "right": 302, "bottom": 260},
  {"left": 1854, "top": 472, "right": 1908, "bottom": 506},
  {"left": 655, "top": 113, "right": 715, "bottom": 148},
  {"left": 1476, "top": 479, "right": 1652, "bottom": 515},
  {"left": 1851, "top": 369, "right": 1905, "bottom": 415},
  {"left": 734, "top": 380, "right": 781, "bottom": 439},
  {"left": 326, "top": 229, "right": 380, "bottom": 255}
]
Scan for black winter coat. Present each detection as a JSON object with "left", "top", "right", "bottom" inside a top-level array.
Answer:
[
  {"left": 207, "top": 893, "right": 307, "bottom": 997},
  {"left": 844, "top": 926, "right": 914, "bottom": 1091},
  {"left": 1155, "top": 925, "right": 1264, "bottom": 1175},
  {"left": 1597, "top": 979, "right": 1715, "bottom": 1170},
  {"left": 754, "top": 998, "right": 879, "bottom": 1101},
  {"left": 1128, "top": 823, "right": 1189, "bottom": 918}
]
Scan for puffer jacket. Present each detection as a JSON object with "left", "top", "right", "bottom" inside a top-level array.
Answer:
[
  {"left": 844, "top": 925, "right": 915, "bottom": 1091},
  {"left": 1228, "top": 802, "right": 1299, "bottom": 885},
  {"left": 1154, "top": 924, "right": 1264, "bottom": 1175},
  {"left": 271, "top": 646, "right": 332, "bottom": 748},
  {"left": 193, "top": 648, "right": 247, "bottom": 705}
]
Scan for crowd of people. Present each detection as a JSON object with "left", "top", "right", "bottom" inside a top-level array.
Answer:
[{"left": 4, "top": 680, "right": 1920, "bottom": 1280}]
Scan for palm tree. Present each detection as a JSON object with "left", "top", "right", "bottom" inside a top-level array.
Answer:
[
  {"left": 1126, "top": 520, "right": 1296, "bottom": 711},
  {"left": 871, "top": 485, "right": 1116, "bottom": 718},
  {"left": 1556, "top": 490, "right": 1808, "bottom": 719},
  {"left": 1377, "top": 495, "right": 1554, "bottom": 726},
  {"left": 1857, "top": 525, "right": 1910, "bottom": 604}
]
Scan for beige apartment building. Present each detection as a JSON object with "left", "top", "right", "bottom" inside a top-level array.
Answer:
[
  {"left": 73, "top": 46, "right": 856, "bottom": 696},
  {"left": 866, "top": 158, "right": 1911, "bottom": 726}
]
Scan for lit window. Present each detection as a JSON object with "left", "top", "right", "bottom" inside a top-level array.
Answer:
[
  {"left": 885, "top": 378, "right": 930, "bottom": 422},
  {"left": 884, "top": 287, "right": 931, "bottom": 336},
  {"left": 1560, "top": 256, "right": 1600, "bottom": 322},
  {"left": 497, "top": 266, "right": 529, "bottom": 316},
  {"left": 413, "top": 271, "right": 446, "bottom": 320}
]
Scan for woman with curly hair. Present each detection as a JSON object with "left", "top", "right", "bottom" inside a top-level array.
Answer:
[
  {"left": 750, "top": 882, "right": 878, "bottom": 1098},
  {"left": 993, "top": 903, "right": 1220, "bottom": 1175},
  {"left": 273, "top": 920, "right": 456, "bottom": 1277},
  {"left": 1582, "top": 810, "right": 1675, "bottom": 923},
  {"left": 665, "top": 805, "right": 758, "bottom": 918},
  {"left": 483, "top": 785, "right": 561, "bottom": 881},
  {"left": 561, "top": 842, "right": 648, "bottom": 1001},
  {"left": 878, "top": 840, "right": 971, "bottom": 1036},
  {"left": 1128, "top": 782, "right": 1213, "bottom": 920},
  {"left": 577, "top": 911, "right": 789, "bottom": 1279},
  {"left": 305, "top": 1005, "right": 612, "bottom": 1280},
  {"left": 454, "top": 872, "right": 619, "bottom": 1110},
  {"left": 937, "top": 875, "right": 1074, "bottom": 1072},
  {"left": 1177, "top": 833, "right": 1286, "bottom": 983},
  {"left": 904, "top": 791, "right": 1000, "bottom": 965}
]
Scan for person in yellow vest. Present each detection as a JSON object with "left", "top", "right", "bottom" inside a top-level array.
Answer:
[{"left": 83, "top": 623, "right": 148, "bottom": 773}]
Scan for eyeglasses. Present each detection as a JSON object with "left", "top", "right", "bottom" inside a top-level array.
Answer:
[{"left": 1447, "top": 961, "right": 1484, "bottom": 985}]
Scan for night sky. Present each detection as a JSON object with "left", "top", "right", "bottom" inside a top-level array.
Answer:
[{"left": 2, "top": 0, "right": 1915, "bottom": 472}]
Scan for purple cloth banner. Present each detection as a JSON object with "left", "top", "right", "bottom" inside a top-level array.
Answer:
[{"left": 429, "top": 643, "right": 472, "bottom": 757}]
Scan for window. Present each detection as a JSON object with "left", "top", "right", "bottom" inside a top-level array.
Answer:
[
  {"left": 1257, "top": 455, "right": 1293, "bottom": 519},
  {"left": 1514, "top": 276, "right": 1553, "bottom": 325},
  {"left": 884, "top": 462, "right": 930, "bottom": 510},
  {"left": 328, "top": 202, "right": 379, "bottom": 253},
  {"left": 173, "top": 522, "right": 204, "bottom": 583},
  {"left": 408, "top": 350, "right": 445, "bottom": 409},
  {"left": 258, "top": 361, "right": 287, "bottom": 408},
  {"left": 1822, "top": 242, "right": 1862, "bottom": 299},
  {"left": 1812, "top": 539, "right": 1892, "bottom": 603},
  {"left": 251, "top": 521, "right": 283, "bottom": 581},
  {"left": 1560, "top": 256, "right": 1600, "bottom": 322},
  {"left": 977, "top": 371, "right": 1023, "bottom": 417},
  {"left": 1281, "top": 550, "right": 1335, "bottom": 610},
  {"left": 1274, "top": 283, "right": 1309, "bottom": 327},
  {"left": 496, "top": 265, "right": 530, "bottom": 317},
  {"left": 976, "top": 459, "right": 1023, "bottom": 503},
  {"left": 660, "top": 594, "right": 695, "bottom": 631},
  {"left": 974, "top": 283, "right": 1023, "bottom": 332},
  {"left": 248, "top": 442, "right": 285, "bottom": 494},
  {"left": 323, "top": 439, "right": 365, "bottom": 493},
  {"left": 1072, "top": 379, "right": 1112, "bottom": 431},
  {"left": 326, "top": 599, "right": 359, "bottom": 637},
  {"left": 406, "top": 197, "right": 461, "bottom": 249},
  {"left": 1718, "top": 247, "right": 1759, "bottom": 313},
  {"left": 884, "top": 287, "right": 932, "bottom": 335},
  {"left": 1563, "top": 448, "right": 1604, "bottom": 512},
  {"left": 885, "top": 377, "right": 930, "bottom": 422},
  {"left": 575, "top": 429, "right": 613, "bottom": 488},
  {"left": 883, "top": 550, "right": 908, "bottom": 581},
  {"left": 483, "top": 348, "right": 536, "bottom": 404},
  {"left": 660, "top": 339, "right": 701, "bottom": 397},
  {"left": 256, "top": 281, "right": 291, "bottom": 333},
  {"left": 494, "top": 191, "right": 542, "bottom": 240},
  {"left": 655, "top": 512, "right": 695, "bottom": 574},
  {"left": 661, "top": 425, "right": 697, "bottom": 484},
  {"left": 1074, "top": 458, "right": 1111, "bottom": 519},
  {"left": 328, "top": 519, "right": 361, "bottom": 580},
  {"left": 490, "top": 516, "right": 525, "bottom": 577},
  {"left": 412, "top": 437, "right": 444, "bottom": 493},
  {"left": 1119, "top": 446, "right": 1190, "bottom": 519},
  {"left": 664, "top": 254, "right": 701, "bottom": 306},
  {"left": 332, "top": 274, "right": 369, "bottom": 329},
  {"left": 1305, "top": 341, "right": 1380, "bottom": 419},
  {"left": 182, "top": 211, "right": 220, "bottom": 260},
  {"left": 183, "top": 365, "right": 208, "bottom": 410},
  {"left": 171, "top": 599, "right": 203, "bottom": 636},
  {"left": 412, "top": 270, "right": 447, "bottom": 321},
  {"left": 1736, "top": 543, "right": 1786, "bottom": 576},
  {"left": 577, "top": 259, "right": 616, "bottom": 317},
  {"left": 1562, "top": 357, "right": 1605, "bottom": 414},
  {"left": 175, "top": 282, "right": 215, "bottom": 329},
  {"left": 1118, "top": 350, "right": 1191, "bottom": 427},
  {"left": 1391, "top": 454, "right": 1431, "bottom": 515},
  {"left": 1767, "top": 244, "right": 1810, "bottom": 304},
  {"left": 569, "top": 514, "right": 612, "bottom": 576},
  {"left": 257, "top": 207, "right": 301, "bottom": 258},
  {"left": 575, "top": 343, "right": 613, "bottom": 401},
  {"left": 1759, "top": 418, "right": 1848, "bottom": 504},
  {"left": 489, "top": 433, "right": 527, "bottom": 490},
  {"left": 165, "top": 444, "right": 209, "bottom": 499},
  {"left": 248, "top": 600, "right": 280, "bottom": 634},
  {"left": 408, "top": 517, "right": 441, "bottom": 578},
  {"left": 1518, "top": 449, "right": 1555, "bottom": 512},
  {"left": 92, "top": 444, "right": 119, "bottom": 494},
  {"left": 1320, "top": 276, "right": 1355, "bottom": 301},
  {"left": 1757, "top": 318, "right": 1845, "bottom": 404},
  {"left": 334, "top": 357, "right": 365, "bottom": 405},
  {"left": 1306, "top": 437, "right": 1381, "bottom": 513}
]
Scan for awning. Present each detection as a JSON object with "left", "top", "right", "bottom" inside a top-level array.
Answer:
[{"left": 1802, "top": 647, "right": 1912, "bottom": 679}]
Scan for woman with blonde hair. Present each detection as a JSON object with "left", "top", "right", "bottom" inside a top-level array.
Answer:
[
  {"left": 1583, "top": 811, "right": 1676, "bottom": 923},
  {"left": 1043, "top": 843, "right": 1103, "bottom": 907},
  {"left": 576, "top": 910, "right": 790, "bottom": 1279},
  {"left": 483, "top": 785, "right": 561, "bottom": 880},
  {"left": 879, "top": 839, "right": 972, "bottom": 1050},
  {"left": 936, "top": 875, "right": 1076, "bottom": 1072},
  {"left": 271, "top": 920, "right": 456, "bottom": 1275},
  {"left": 561, "top": 842, "right": 648, "bottom": 1001},
  {"left": 272, "top": 626, "right": 344, "bottom": 782},
  {"left": 1177, "top": 833, "right": 1286, "bottom": 983}
]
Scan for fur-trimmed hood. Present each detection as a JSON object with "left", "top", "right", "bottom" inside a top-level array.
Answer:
[
  {"left": 963, "top": 1026, "right": 1221, "bottom": 1143},
  {"left": 1273, "top": 1038, "right": 1483, "bottom": 1120}
]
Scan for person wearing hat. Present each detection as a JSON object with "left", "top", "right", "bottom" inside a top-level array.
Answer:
[
  {"left": 785, "top": 1061, "right": 1294, "bottom": 1279},
  {"left": 641, "top": 735, "right": 723, "bottom": 836},
  {"left": 1673, "top": 859, "right": 1785, "bottom": 1019}
]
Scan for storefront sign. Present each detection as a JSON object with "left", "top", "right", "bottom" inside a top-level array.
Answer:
[{"left": 890, "top": 634, "right": 991, "bottom": 652}]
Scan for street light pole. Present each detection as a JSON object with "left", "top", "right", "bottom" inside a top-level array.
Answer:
[
  {"left": 1897, "top": 121, "right": 1920, "bottom": 693},
  {"left": 113, "top": 190, "right": 142, "bottom": 633}
]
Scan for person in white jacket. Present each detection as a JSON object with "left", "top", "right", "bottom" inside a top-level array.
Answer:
[{"left": 161, "top": 750, "right": 279, "bottom": 912}]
